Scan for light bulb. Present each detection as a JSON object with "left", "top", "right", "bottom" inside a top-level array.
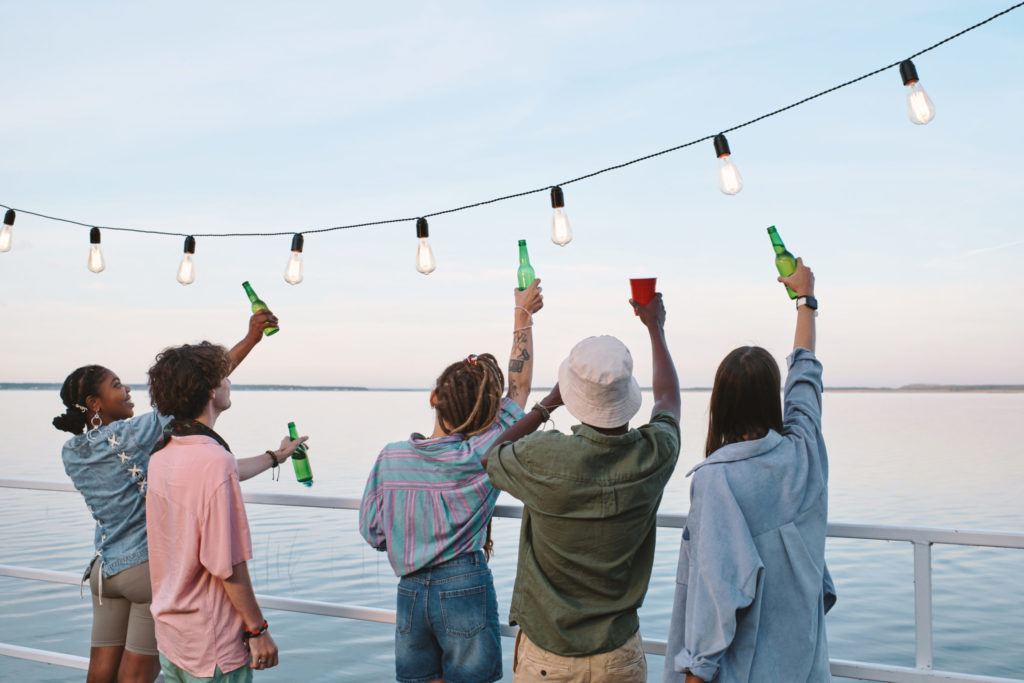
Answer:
[
  {"left": 900, "top": 60, "right": 935, "bottom": 125},
  {"left": 177, "top": 254, "right": 195, "bottom": 284},
  {"left": 713, "top": 134, "right": 743, "bottom": 195},
  {"left": 549, "top": 186, "right": 572, "bottom": 246},
  {"left": 718, "top": 157, "right": 743, "bottom": 195},
  {"left": 176, "top": 236, "right": 196, "bottom": 285},
  {"left": 284, "top": 233, "right": 304, "bottom": 285},
  {"left": 88, "top": 228, "right": 106, "bottom": 273},
  {"left": 0, "top": 209, "right": 15, "bottom": 252},
  {"left": 906, "top": 82, "right": 935, "bottom": 125},
  {"left": 415, "top": 218, "right": 436, "bottom": 274}
]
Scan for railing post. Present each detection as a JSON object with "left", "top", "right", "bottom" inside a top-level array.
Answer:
[{"left": 913, "top": 540, "right": 933, "bottom": 670}]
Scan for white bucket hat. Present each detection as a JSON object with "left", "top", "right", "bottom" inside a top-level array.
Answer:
[{"left": 557, "top": 335, "right": 643, "bottom": 428}]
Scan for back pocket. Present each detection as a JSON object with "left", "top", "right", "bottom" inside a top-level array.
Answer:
[
  {"left": 396, "top": 585, "right": 417, "bottom": 634},
  {"left": 439, "top": 585, "right": 486, "bottom": 638}
]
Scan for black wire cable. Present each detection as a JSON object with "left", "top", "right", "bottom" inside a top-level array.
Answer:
[{"left": 2, "top": 2, "right": 1021, "bottom": 240}]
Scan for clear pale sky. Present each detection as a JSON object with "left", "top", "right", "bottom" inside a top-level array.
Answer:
[{"left": 1, "top": 1, "right": 1022, "bottom": 388}]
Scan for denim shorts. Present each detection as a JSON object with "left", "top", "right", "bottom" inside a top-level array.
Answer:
[{"left": 395, "top": 550, "right": 502, "bottom": 683}]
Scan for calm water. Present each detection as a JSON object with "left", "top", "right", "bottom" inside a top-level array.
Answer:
[{"left": 1, "top": 390, "right": 1022, "bottom": 682}]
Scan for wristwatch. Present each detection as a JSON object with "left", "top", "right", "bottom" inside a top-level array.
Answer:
[{"left": 796, "top": 295, "right": 818, "bottom": 311}]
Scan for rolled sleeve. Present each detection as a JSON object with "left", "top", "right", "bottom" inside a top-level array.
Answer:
[
  {"left": 486, "top": 440, "right": 525, "bottom": 498},
  {"left": 358, "top": 466, "right": 387, "bottom": 550},
  {"left": 199, "top": 476, "right": 253, "bottom": 580},
  {"left": 641, "top": 410, "right": 682, "bottom": 465}
]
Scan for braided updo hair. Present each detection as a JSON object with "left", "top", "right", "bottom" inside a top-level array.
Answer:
[
  {"left": 53, "top": 365, "right": 108, "bottom": 434},
  {"left": 433, "top": 353, "right": 505, "bottom": 437},
  {"left": 433, "top": 353, "right": 506, "bottom": 560}
]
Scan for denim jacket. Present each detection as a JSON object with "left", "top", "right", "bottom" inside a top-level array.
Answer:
[
  {"left": 664, "top": 348, "right": 836, "bottom": 683},
  {"left": 61, "top": 411, "right": 170, "bottom": 579}
]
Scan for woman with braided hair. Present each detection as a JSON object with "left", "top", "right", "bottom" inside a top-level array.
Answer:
[
  {"left": 360, "top": 279, "right": 544, "bottom": 683},
  {"left": 52, "top": 311, "right": 290, "bottom": 683}
]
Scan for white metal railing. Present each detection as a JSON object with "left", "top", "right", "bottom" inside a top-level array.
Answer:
[{"left": 1, "top": 477, "right": 1022, "bottom": 683}]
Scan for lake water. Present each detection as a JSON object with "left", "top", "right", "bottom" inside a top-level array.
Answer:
[{"left": 1, "top": 389, "right": 1022, "bottom": 681}]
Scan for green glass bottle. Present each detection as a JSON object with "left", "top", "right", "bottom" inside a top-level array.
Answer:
[
  {"left": 517, "top": 239, "right": 535, "bottom": 291},
  {"left": 288, "top": 421, "right": 312, "bottom": 487},
  {"left": 241, "top": 281, "right": 279, "bottom": 335},
  {"left": 766, "top": 226, "right": 798, "bottom": 299}
]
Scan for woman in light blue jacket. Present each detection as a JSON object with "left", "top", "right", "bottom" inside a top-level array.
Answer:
[
  {"left": 53, "top": 311, "right": 292, "bottom": 683},
  {"left": 664, "top": 258, "right": 836, "bottom": 683}
]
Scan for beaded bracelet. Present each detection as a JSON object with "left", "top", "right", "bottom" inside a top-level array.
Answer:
[
  {"left": 242, "top": 620, "right": 269, "bottom": 641},
  {"left": 532, "top": 402, "right": 551, "bottom": 422}
]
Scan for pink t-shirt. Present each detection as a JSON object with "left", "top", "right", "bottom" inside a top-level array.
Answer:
[{"left": 146, "top": 434, "right": 253, "bottom": 677}]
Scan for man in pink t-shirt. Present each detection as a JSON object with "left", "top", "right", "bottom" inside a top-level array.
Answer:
[{"left": 145, "top": 341, "right": 307, "bottom": 682}]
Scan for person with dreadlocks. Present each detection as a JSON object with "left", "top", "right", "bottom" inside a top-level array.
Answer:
[
  {"left": 359, "top": 279, "right": 544, "bottom": 683},
  {"left": 52, "top": 310, "right": 289, "bottom": 683}
]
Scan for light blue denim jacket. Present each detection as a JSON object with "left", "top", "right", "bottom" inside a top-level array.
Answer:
[
  {"left": 61, "top": 411, "right": 170, "bottom": 579},
  {"left": 664, "top": 348, "right": 837, "bottom": 682}
]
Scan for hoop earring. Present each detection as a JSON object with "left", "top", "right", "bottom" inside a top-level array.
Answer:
[{"left": 87, "top": 410, "right": 102, "bottom": 440}]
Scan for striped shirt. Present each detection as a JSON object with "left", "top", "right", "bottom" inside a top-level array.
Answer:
[{"left": 359, "top": 397, "right": 525, "bottom": 577}]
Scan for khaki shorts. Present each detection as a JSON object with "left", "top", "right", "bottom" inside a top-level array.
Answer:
[
  {"left": 513, "top": 629, "right": 647, "bottom": 682},
  {"left": 89, "top": 560, "right": 158, "bottom": 655}
]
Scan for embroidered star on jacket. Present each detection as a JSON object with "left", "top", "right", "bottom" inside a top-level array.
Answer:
[
  {"left": 127, "top": 465, "right": 143, "bottom": 480},
  {"left": 107, "top": 434, "right": 121, "bottom": 448},
  {"left": 116, "top": 452, "right": 131, "bottom": 463},
  {"left": 137, "top": 479, "right": 147, "bottom": 493}
]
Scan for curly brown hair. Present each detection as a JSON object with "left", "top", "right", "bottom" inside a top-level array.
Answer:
[{"left": 147, "top": 342, "right": 232, "bottom": 420}]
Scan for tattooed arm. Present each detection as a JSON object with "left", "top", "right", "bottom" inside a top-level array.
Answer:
[{"left": 507, "top": 279, "right": 543, "bottom": 409}]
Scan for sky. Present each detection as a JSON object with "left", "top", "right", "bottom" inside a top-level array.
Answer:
[{"left": 1, "top": 1, "right": 1022, "bottom": 389}]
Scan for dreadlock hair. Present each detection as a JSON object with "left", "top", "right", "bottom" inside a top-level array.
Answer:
[
  {"left": 433, "top": 353, "right": 505, "bottom": 438},
  {"left": 53, "top": 365, "right": 108, "bottom": 434},
  {"left": 433, "top": 353, "right": 505, "bottom": 560}
]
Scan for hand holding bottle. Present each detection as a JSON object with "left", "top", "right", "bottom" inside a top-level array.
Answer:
[
  {"left": 271, "top": 434, "right": 309, "bottom": 464},
  {"left": 514, "top": 278, "right": 544, "bottom": 316},
  {"left": 777, "top": 257, "right": 814, "bottom": 298},
  {"left": 246, "top": 310, "right": 280, "bottom": 344}
]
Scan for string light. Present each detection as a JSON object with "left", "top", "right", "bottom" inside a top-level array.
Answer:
[
  {"left": 284, "top": 233, "right": 304, "bottom": 285},
  {"left": 899, "top": 59, "right": 936, "bottom": 125},
  {"left": 550, "top": 186, "right": 572, "bottom": 246},
  {"left": 88, "top": 228, "right": 105, "bottom": 273},
  {"left": 176, "top": 236, "right": 196, "bottom": 285},
  {"left": 713, "top": 134, "right": 743, "bottom": 195},
  {"left": 415, "top": 218, "right": 436, "bottom": 275},
  {"left": 0, "top": 3, "right": 1018, "bottom": 274},
  {"left": 0, "top": 209, "right": 13, "bottom": 252}
]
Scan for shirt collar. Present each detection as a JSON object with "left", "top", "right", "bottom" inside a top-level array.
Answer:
[
  {"left": 686, "top": 429, "right": 783, "bottom": 476},
  {"left": 409, "top": 431, "right": 464, "bottom": 446},
  {"left": 570, "top": 422, "right": 642, "bottom": 445}
]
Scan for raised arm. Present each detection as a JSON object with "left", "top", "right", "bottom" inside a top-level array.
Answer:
[
  {"left": 778, "top": 257, "right": 815, "bottom": 354},
  {"left": 227, "top": 310, "right": 280, "bottom": 374},
  {"left": 632, "top": 293, "right": 681, "bottom": 419},
  {"left": 483, "top": 384, "right": 561, "bottom": 470},
  {"left": 507, "top": 279, "right": 544, "bottom": 409}
]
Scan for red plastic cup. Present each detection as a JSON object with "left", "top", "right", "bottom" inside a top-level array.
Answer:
[{"left": 629, "top": 278, "right": 657, "bottom": 315}]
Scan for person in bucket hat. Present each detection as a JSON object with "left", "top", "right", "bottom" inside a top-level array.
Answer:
[{"left": 484, "top": 293, "right": 681, "bottom": 682}]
